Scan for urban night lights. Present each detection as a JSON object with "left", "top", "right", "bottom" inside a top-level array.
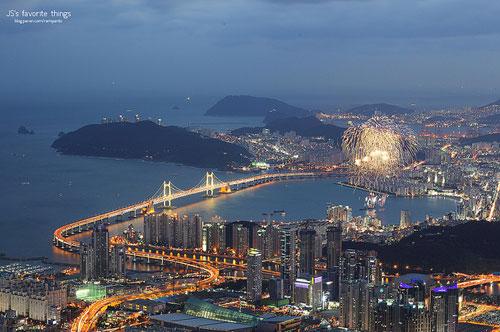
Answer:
[{"left": 1, "top": 1, "right": 500, "bottom": 332}]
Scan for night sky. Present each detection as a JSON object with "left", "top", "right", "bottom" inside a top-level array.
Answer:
[{"left": 1, "top": 0, "right": 500, "bottom": 107}]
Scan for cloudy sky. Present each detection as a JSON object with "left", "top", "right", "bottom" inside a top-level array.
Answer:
[{"left": 1, "top": 0, "right": 500, "bottom": 107}]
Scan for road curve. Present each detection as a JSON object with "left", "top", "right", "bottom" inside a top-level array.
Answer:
[{"left": 58, "top": 172, "right": 321, "bottom": 331}]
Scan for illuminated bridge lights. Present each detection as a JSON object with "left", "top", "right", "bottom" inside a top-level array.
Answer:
[{"left": 59, "top": 172, "right": 323, "bottom": 332}]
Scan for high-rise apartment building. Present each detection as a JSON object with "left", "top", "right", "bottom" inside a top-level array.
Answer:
[
  {"left": 110, "top": 244, "right": 127, "bottom": 278},
  {"left": 202, "top": 221, "right": 226, "bottom": 253},
  {"left": 326, "top": 224, "right": 342, "bottom": 300},
  {"left": 327, "top": 205, "right": 352, "bottom": 222},
  {"left": 400, "top": 210, "right": 412, "bottom": 229},
  {"left": 246, "top": 248, "right": 263, "bottom": 303},
  {"left": 280, "top": 226, "right": 297, "bottom": 297}
]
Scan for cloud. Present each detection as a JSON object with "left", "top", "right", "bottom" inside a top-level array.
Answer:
[{"left": 1, "top": 0, "right": 500, "bottom": 103}]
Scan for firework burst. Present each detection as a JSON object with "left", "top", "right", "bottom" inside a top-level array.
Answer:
[{"left": 342, "top": 116, "right": 418, "bottom": 178}]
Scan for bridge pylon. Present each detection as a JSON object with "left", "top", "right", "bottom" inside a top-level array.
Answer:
[
  {"left": 163, "top": 181, "right": 173, "bottom": 208},
  {"left": 205, "top": 171, "right": 215, "bottom": 197}
]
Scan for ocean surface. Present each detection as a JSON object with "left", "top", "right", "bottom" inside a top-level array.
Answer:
[{"left": 0, "top": 100, "right": 458, "bottom": 260}]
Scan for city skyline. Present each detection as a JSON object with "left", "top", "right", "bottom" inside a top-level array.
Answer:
[{"left": 1, "top": 0, "right": 499, "bottom": 331}]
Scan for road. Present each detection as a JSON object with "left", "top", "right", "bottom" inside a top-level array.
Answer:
[
  {"left": 61, "top": 172, "right": 321, "bottom": 331},
  {"left": 71, "top": 250, "right": 220, "bottom": 332}
]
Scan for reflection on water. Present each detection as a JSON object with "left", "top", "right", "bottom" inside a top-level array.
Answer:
[
  {"left": 1, "top": 117, "right": 457, "bottom": 260},
  {"left": 53, "top": 178, "right": 458, "bottom": 266}
]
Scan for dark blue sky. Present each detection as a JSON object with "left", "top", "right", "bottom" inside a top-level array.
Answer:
[{"left": 1, "top": 0, "right": 500, "bottom": 108}]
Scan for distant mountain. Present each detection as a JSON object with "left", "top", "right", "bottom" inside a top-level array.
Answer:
[
  {"left": 346, "top": 103, "right": 413, "bottom": 116},
  {"left": 205, "top": 95, "right": 311, "bottom": 122},
  {"left": 232, "top": 116, "right": 345, "bottom": 146},
  {"left": 52, "top": 121, "right": 252, "bottom": 170},
  {"left": 460, "top": 133, "right": 500, "bottom": 145},
  {"left": 478, "top": 98, "right": 500, "bottom": 110}
]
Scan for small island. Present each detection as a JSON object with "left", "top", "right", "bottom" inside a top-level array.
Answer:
[
  {"left": 52, "top": 121, "right": 252, "bottom": 170},
  {"left": 18, "top": 126, "right": 35, "bottom": 135}
]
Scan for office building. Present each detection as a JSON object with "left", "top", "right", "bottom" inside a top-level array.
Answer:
[
  {"left": 269, "top": 278, "right": 284, "bottom": 301},
  {"left": 374, "top": 300, "right": 431, "bottom": 332},
  {"left": 430, "top": 285, "right": 458, "bottom": 332},
  {"left": 299, "top": 229, "right": 316, "bottom": 277},
  {"left": 294, "top": 276, "right": 323, "bottom": 310},
  {"left": 326, "top": 224, "right": 342, "bottom": 300}
]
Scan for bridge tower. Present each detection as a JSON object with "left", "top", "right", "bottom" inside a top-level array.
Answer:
[
  {"left": 205, "top": 172, "right": 215, "bottom": 197},
  {"left": 163, "top": 181, "right": 173, "bottom": 208}
]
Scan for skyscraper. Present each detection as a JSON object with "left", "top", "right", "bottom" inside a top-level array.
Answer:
[
  {"left": 190, "top": 214, "right": 203, "bottom": 249},
  {"left": 110, "top": 245, "right": 127, "bottom": 278},
  {"left": 339, "top": 250, "right": 381, "bottom": 331},
  {"left": 326, "top": 224, "right": 342, "bottom": 300},
  {"left": 269, "top": 277, "right": 284, "bottom": 301},
  {"left": 246, "top": 248, "right": 262, "bottom": 303},
  {"left": 232, "top": 223, "right": 249, "bottom": 256},
  {"left": 79, "top": 242, "right": 94, "bottom": 281},
  {"left": 280, "top": 226, "right": 297, "bottom": 297},
  {"left": 374, "top": 300, "right": 431, "bottom": 332},
  {"left": 327, "top": 205, "right": 352, "bottom": 222},
  {"left": 400, "top": 210, "right": 411, "bottom": 229},
  {"left": 294, "top": 276, "right": 323, "bottom": 310},
  {"left": 144, "top": 213, "right": 174, "bottom": 246},
  {"left": 431, "top": 285, "right": 459, "bottom": 332},
  {"left": 299, "top": 228, "right": 316, "bottom": 277},
  {"left": 91, "top": 224, "right": 109, "bottom": 279},
  {"left": 80, "top": 225, "right": 111, "bottom": 280},
  {"left": 256, "top": 223, "right": 281, "bottom": 260},
  {"left": 202, "top": 221, "right": 226, "bottom": 253}
]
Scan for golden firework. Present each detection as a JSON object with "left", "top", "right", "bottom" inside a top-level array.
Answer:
[{"left": 342, "top": 116, "right": 417, "bottom": 177}]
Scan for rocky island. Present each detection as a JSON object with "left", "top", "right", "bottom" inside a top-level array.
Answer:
[
  {"left": 18, "top": 126, "right": 35, "bottom": 135},
  {"left": 205, "top": 95, "right": 311, "bottom": 123},
  {"left": 52, "top": 121, "right": 252, "bottom": 170}
]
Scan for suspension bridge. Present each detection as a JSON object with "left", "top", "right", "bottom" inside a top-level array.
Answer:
[{"left": 54, "top": 171, "right": 323, "bottom": 252}]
